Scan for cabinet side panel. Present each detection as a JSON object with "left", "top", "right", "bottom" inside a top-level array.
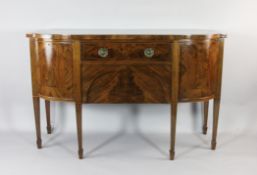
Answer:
[
  {"left": 210, "top": 39, "right": 224, "bottom": 97},
  {"left": 29, "top": 39, "right": 40, "bottom": 96}
]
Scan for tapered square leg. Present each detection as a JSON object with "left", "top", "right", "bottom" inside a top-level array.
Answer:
[
  {"left": 203, "top": 101, "right": 209, "bottom": 135},
  {"left": 170, "top": 103, "right": 178, "bottom": 160},
  {"left": 45, "top": 100, "right": 52, "bottom": 134},
  {"left": 75, "top": 103, "right": 83, "bottom": 159},
  {"left": 211, "top": 99, "right": 220, "bottom": 150},
  {"left": 170, "top": 41, "right": 180, "bottom": 160},
  {"left": 33, "top": 97, "right": 42, "bottom": 149}
]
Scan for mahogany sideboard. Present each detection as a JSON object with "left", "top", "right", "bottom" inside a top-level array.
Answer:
[{"left": 26, "top": 30, "right": 226, "bottom": 160}]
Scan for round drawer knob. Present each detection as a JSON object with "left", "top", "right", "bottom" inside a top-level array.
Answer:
[
  {"left": 144, "top": 48, "right": 154, "bottom": 58},
  {"left": 98, "top": 48, "right": 108, "bottom": 58}
]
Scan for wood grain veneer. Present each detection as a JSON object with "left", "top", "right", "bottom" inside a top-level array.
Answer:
[{"left": 27, "top": 30, "right": 226, "bottom": 160}]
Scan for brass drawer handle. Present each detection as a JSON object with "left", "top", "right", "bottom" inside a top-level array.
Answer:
[
  {"left": 144, "top": 48, "right": 154, "bottom": 58},
  {"left": 98, "top": 48, "right": 108, "bottom": 58}
]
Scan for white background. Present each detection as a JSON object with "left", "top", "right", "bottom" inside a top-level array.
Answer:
[{"left": 0, "top": 0, "right": 257, "bottom": 175}]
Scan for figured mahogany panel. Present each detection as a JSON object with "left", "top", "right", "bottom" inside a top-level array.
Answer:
[
  {"left": 27, "top": 32, "right": 226, "bottom": 160},
  {"left": 178, "top": 40, "right": 220, "bottom": 101},
  {"left": 82, "top": 63, "right": 171, "bottom": 103},
  {"left": 28, "top": 34, "right": 225, "bottom": 103},
  {"left": 81, "top": 43, "right": 171, "bottom": 62},
  {"left": 37, "top": 41, "right": 74, "bottom": 100}
]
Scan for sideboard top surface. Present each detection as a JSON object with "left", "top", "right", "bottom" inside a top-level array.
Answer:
[{"left": 26, "top": 29, "right": 226, "bottom": 40}]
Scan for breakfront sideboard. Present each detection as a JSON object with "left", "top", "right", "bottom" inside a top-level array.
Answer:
[{"left": 26, "top": 30, "right": 226, "bottom": 160}]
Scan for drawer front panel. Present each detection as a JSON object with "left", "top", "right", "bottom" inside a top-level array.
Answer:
[
  {"left": 81, "top": 43, "right": 171, "bottom": 62},
  {"left": 82, "top": 64, "right": 171, "bottom": 103}
]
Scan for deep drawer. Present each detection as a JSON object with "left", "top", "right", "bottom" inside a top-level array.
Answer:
[{"left": 82, "top": 64, "right": 171, "bottom": 103}]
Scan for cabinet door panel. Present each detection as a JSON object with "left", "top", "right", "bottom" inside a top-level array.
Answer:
[
  {"left": 38, "top": 41, "right": 73, "bottom": 100},
  {"left": 82, "top": 63, "right": 171, "bottom": 103},
  {"left": 179, "top": 40, "right": 219, "bottom": 101}
]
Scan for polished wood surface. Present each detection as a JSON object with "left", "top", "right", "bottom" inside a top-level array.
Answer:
[
  {"left": 32, "top": 97, "right": 41, "bottom": 149},
  {"left": 170, "top": 41, "right": 180, "bottom": 160},
  {"left": 203, "top": 101, "right": 209, "bottom": 135},
  {"left": 75, "top": 103, "right": 83, "bottom": 159},
  {"left": 26, "top": 29, "right": 226, "bottom": 40},
  {"left": 38, "top": 41, "right": 74, "bottom": 100},
  {"left": 45, "top": 100, "right": 52, "bottom": 134},
  {"left": 81, "top": 43, "right": 171, "bottom": 61},
  {"left": 211, "top": 39, "right": 224, "bottom": 150},
  {"left": 82, "top": 64, "right": 171, "bottom": 103},
  {"left": 27, "top": 30, "right": 226, "bottom": 160}
]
